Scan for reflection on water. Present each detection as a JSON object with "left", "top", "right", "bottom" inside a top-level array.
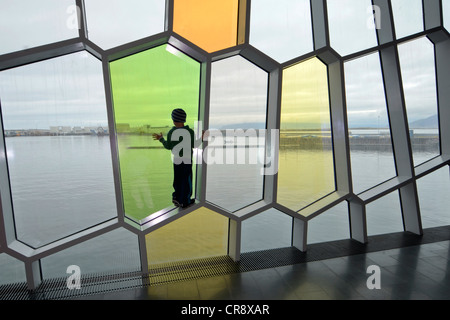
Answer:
[
  {"left": 1, "top": 133, "right": 449, "bottom": 282},
  {"left": 5, "top": 135, "right": 116, "bottom": 248},
  {"left": 278, "top": 147, "right": 335, "bottom": 212},
  {"left": 117, "top": 133, "right": 173, "bottom": 221}
]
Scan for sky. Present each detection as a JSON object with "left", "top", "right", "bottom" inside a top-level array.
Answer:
[
  {"left": 0, "top": 50, "right": 108, "bottom": 130},
  {"left": 249, "top": 0, "right": 314, "bottom": 63},
  {"left": 0, "top": 0, "right": 446, "bottom": 130},
  {"left": 209, "top": 55, "right": 268, "bottom": 129},
  {"left": 345, "top": 36, "right": 439, "bottom": 128},
  {"left": 281, "top": 57, "right": 331, "bottom": 130}
]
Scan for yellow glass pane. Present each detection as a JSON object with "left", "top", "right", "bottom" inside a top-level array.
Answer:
[
  {"left": 278, "top": 57, "right": 335, "bottom": 213},
  {"left": 146, "top": 207, "right": 229, "bottom": 267},
  {"left": 173, "top": 0, "right": 239, "bottom": 53}
]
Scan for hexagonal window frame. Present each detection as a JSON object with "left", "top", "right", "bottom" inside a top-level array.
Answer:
[{"left": 106, "top": 35, "right": 209, "bottom": 231}]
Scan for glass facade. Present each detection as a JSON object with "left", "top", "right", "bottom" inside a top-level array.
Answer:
[
  {"left": 41, "top": 228, "right": 141, "bottom": 278},
  {"left": 326, "top": 0, "right": 378, "bottom": 56},
  {"left": 241, "top": 208, "right": 293, "bottom": 252},
  {"left": 397, "top": 37, "right": 440, "bottom": 166},
  {"left": 110, "top": 44, "right": 201, "bottom": 221},
  {"left": 145, "top": 207, "right": 229, "bottom": 266},
  {"left": 0, "top": 0, "right": 78, "bottom": 55},
  {"left": 206, "top": 55, "right": 268, "bottom": 212},
  {"left": 0, "top": 1, "right": 448, "bottom": 291},
  {"left": 84, "top": 0, "right": 166, "bottom": 49},
  {"left": 0, "top": 254, "right": 26, "bottom": 286},
  {"left": 0, "top": 51, "right": 116, "bottom": 248},
  {"left": 278, "top": 57, "right": 335, "bottom": 213},
  {"left": 249, "top": 0, "right": 313, "bottom": 63},
  {"left": 366, "top": 191, "right": 404, "bottom": 236},
  {"left": 417, "top": 166, "right": 450, "bottom": 228},
  {"left": 344, "top": 52, "right": 397, "bottom": 194},
  {"left": 391, "top": 0, "right": 424, "bottom": 39},
  {"left": 173, "top": 0, "right": 240, "bottom": 53},
  {"left": 445, "top": 0, "right": 450, "bottom": 32}
]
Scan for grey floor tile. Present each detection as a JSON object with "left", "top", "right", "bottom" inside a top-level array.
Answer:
[
  {"left": 62, "top": 240, "right": 450, "bottom": 301},
  {"left": 166, "top": 280, "right": 200, "bottom": 300}
]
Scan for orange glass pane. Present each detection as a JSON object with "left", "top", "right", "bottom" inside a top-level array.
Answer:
[{"left": 173, "top": 0, "right": 239, "bottom": 53}]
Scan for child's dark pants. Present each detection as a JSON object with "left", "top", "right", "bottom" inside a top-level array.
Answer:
[{"left": 172, "top": 163, "right": 193, "bottom": 206}]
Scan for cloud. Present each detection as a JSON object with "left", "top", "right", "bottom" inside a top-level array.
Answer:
[
  {"left": 327, "top": 0, "right": 378, "bottom": 56},
  {"left": 209, "top": 55, "right": 268, "bottom": 129},
  {"left": 0, "top": 0, "right": 77, "bottom": 54},
  {"left": 0, "top": 51, "right": 108, "bottom": 129},
  {"left": 249, "top": 0, "right": 313, "bottom": 62}
]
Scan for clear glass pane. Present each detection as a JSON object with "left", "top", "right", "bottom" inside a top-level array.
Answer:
[
  {"left": 344, "top": 52, "right": 397, "bottom": 194},
  {"left": 110, "top": 44, "right": 201, "bottom": 221},
  {"left": 249, "top": 0, "right": 313, "bottom": 63},
  {"left": 0, "top": 254, "right": 26, "bottom": 286},
  {"left": 326, "top": 0, "right": 378, "bottom": 56},
  {"left": 241, "top": 208, "right": 292, "bottom": 253},
  {"left": 417, "top": 166, "right": 450, "bottom": 228},
  {"left": 391, "top": 0, "right": 424, "bottom": 39},
  {"left": 307, "top": 202, "right": 349, "bottom": 244},
  {"left": 41, "top": 228, "right": 141, "bottom": 278},
  {"left": 0, "top": 51, "right": 116, "bottom": 248},
  {"left": 444, "top": 0, "right": 450, "bottom": 32},
  {"left": 366, "top": 191, "right": 404, "bottom": 236},
  {"left": 398, "top": 37, "right": 440, "bottom": 166},
  {"left": 84, "top": 0, "right": 166, "bottom": 49},
  {"left": 145, "top": 207, "right": 229, "bottom": 267},
  {"left": 0, "top": 0, "right": 78, "bottom": 55},
  {"left": 278, "top": 57, "right": 335, "bottom": 213},
  {"left": 173, "top": 0, "right": 239, "bottom": 53},
  {"left": 206, "top": 55, "right": 268, "bottom": 212}
]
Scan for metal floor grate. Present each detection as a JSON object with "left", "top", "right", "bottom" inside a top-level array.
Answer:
[
  {"left": 2, "top": 226, "right": 449, "bottom": 300},
  {"left": 0, "top": 247, "right": 307, "bottom": 300}
]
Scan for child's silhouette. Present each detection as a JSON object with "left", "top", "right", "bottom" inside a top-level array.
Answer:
[{"left": 153, "top": 108, "right": 195, "bottom": 208}]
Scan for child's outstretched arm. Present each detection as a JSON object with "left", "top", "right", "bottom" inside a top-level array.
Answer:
[
  {"left": 152, "top": 132, "right": 163, "bottom": 141},
  {"left": 153, "top": 132, "right": 174, "bottom": 150}
]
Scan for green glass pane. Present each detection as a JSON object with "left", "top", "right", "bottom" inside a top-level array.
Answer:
[
  {"left": 278, "top": 58, "right": 335, "bottom": 214},
  {"left": 110, "top": 44, "right": 201, "bottom": 221}
]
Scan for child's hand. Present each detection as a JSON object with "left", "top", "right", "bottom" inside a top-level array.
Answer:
[{"left": 152, "top": 132, "right": 163, "bottom": 140}]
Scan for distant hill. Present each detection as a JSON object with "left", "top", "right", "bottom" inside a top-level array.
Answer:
[{"left": 409, "top": 114, "right": 438, "bottom": 129}]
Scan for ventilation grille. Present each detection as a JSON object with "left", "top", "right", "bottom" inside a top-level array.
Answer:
[
  {"left": 0, "top": 247, "right": 306, "bottom": 300},
  {"left": 2, "top": 226, "right": 448, "bottom": 300}
]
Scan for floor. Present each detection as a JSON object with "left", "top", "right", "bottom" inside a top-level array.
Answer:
[{"left": 72, "top": 239, "right": 450, "bottom": 301}]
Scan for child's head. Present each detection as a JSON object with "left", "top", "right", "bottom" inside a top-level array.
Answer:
[{"left": 171, "top": 108, "right": 186, "bottom": 125}]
